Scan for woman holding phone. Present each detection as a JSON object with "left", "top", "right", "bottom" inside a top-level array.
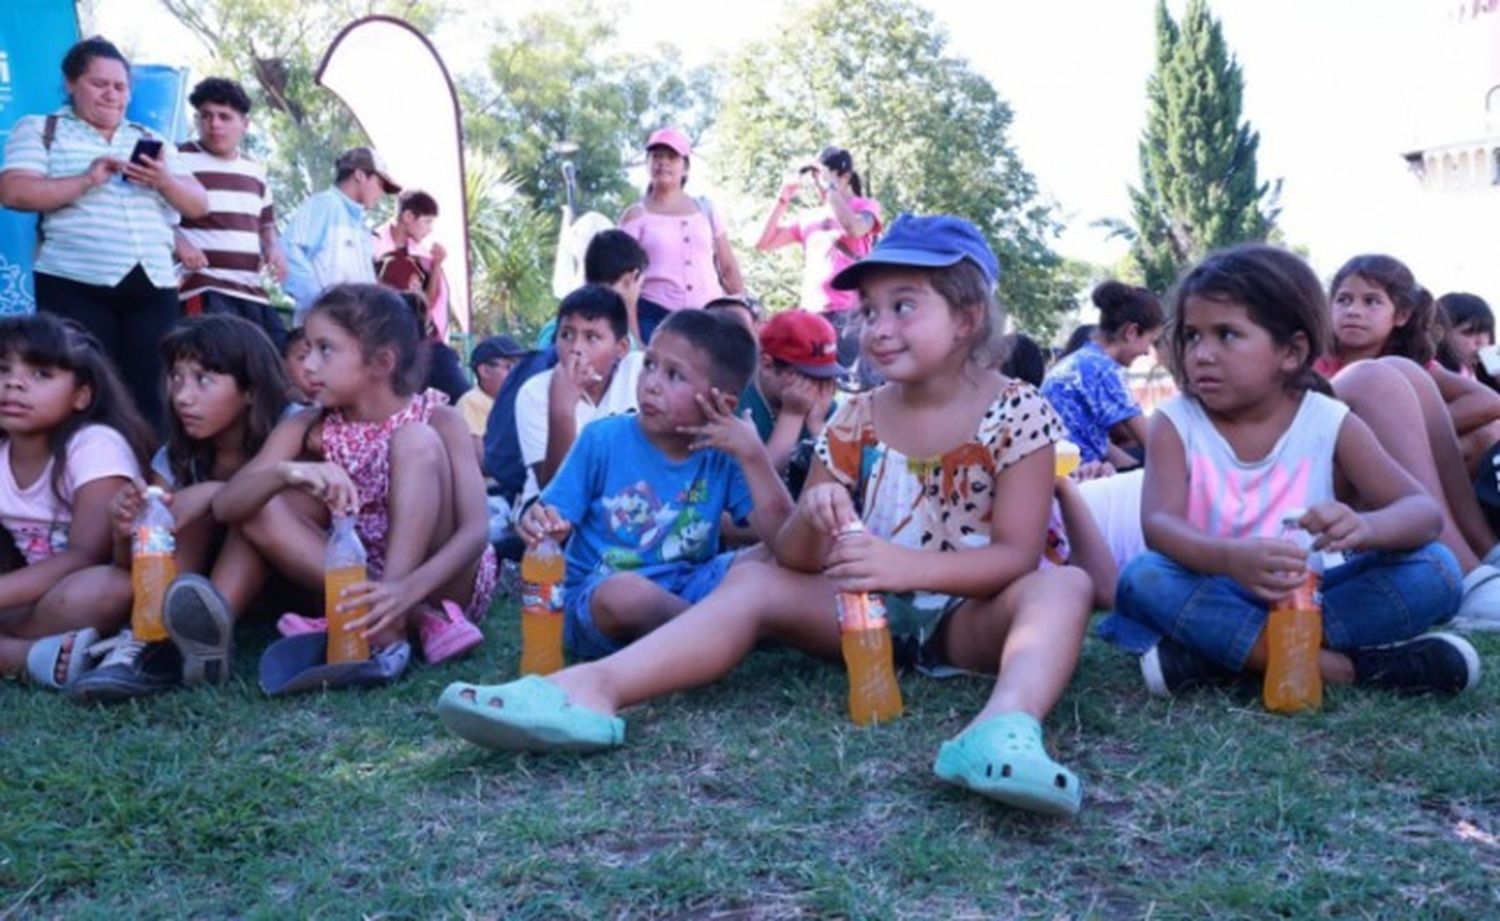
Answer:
[
  {"left": 755, "top": 146, "right": 883, "bottom": 373},
  {"left": 0, "top": 36, "right": 207, "bottom": 429}
]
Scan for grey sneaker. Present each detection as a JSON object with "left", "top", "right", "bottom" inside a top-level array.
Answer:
[
  {"left": 163, "top": 574, "right": 235, "bottom": 687},
  {"left": 68, "top": 631, "right": 182, "bottom": 703}
]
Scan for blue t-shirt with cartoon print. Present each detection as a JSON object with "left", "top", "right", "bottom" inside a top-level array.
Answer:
[
  {"left": 1040, "top": 340, "right": 1141, "bottom": 463},
  {"left": 542, "top": 415, "right": 753, "bottom": 589}
]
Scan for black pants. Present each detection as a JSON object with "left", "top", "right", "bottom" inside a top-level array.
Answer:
[
  {"left": 185, "top": 288, "right": 289, "bottom": 352},
  {"left": 35, "top": 265, "right": 179, "bottom": 432}
]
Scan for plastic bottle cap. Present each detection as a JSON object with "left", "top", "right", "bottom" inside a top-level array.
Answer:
[
  {"left": 144, "top": 486, "right": 166, "bottom": 500},
  {"left": 1280, "top": 508, "right": 1306, "bottom": 526}
]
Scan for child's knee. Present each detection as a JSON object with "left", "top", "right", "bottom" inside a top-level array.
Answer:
[{"left": 589, "top": 575, "right": 657, "bottom": 637}]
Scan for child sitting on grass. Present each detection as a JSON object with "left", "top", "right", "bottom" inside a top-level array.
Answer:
[
  {"left": 514, "top": 285, "right": 644, "bottom": 511},
  {"left": 1102, "top": 245, "right": 1476, "bottom": 698},
  {"left": 438, "top": 215, "right": 1095, "bottom": 818},
  {"left": 740, "top": 309, "right": 839, "bottom": 498},
  {"left": 511, "top": 309, "right": 792, "bottom": 659}
]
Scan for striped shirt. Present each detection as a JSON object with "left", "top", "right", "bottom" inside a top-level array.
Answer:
[
  {"left": 1, "top": 108, "right": 188, "bottom": 288},
  {"left": 175, "top": 141, "right": 274, "bottom": 304}
]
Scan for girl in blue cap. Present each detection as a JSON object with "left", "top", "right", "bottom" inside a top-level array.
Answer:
[{"left": 438, "top": 214, "right": 1094, "bottom": 818}]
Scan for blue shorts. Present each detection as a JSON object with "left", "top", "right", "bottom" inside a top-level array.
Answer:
[{"left": 563, "top": 551, "right": 738, "bottom": 660}]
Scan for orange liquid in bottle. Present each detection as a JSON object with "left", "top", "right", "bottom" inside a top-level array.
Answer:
[
  {"left": 519, "top": 541, "right": 566, "bottom": 676},
  {"left": 325, "top": 564, "right": 370, "bottom": 664},
  {"left": 1263, "top": 572, "right": 1322, "bottom": 714},
  {"left": 130, "top": 550, "right": 175, "bottom": 642},
  {"left": 838, "top": 591, "right": 904, "bottom": 726}
]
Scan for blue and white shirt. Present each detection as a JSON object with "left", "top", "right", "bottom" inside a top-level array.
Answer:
[
  {"left": 281, "top": 187, "right": 374, "bottom": 321},
  {"left": 2, "top": 109, "right": 189, "bottom": 288},
  {"left": 1041, "top": 340, "right": 1142, "bottom": 463}
]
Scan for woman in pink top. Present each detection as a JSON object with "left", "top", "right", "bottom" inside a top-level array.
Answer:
[
  {"left": 755, "top": 146, "right": 883, "bottom": 370},
  {"left": 619, "top": 127, "right": 744, "bottom": 342}
]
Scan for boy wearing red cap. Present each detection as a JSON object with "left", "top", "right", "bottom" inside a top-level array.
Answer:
[{"left": 740, "top": 309, "right": 840, "bottom": 497}]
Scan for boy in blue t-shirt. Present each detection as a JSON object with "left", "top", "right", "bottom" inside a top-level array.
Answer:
[{"left": 520, "top": 309, "right": 794, "bottom": 659}]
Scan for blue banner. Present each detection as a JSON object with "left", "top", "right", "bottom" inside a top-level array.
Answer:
[{"left": 0, "top": 0, "right": 78, "bottom": 315}]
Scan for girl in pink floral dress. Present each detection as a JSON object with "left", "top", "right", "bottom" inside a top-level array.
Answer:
[{"left": 214, "top": 283, "right": 496, "bottom": 676}]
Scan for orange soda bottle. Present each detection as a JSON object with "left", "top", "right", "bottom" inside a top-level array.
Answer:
[
  {"left": 519, "top": 537, "right": 566, "bottom": 675},
  {"left": 325, "top": 515, "right": 371, "bottom": 664},
  {"left": 836, "top": 522, "right": 904, "bottom": 726},
  {"left": 1263, "top": 510, "right": 1323, "bottom": 714},
  {"left": 130, "top": 486, "right": 176, "bottom": 642},
  {"left": 1055, "top": 439, "right": 1081, "bottom": 479}
]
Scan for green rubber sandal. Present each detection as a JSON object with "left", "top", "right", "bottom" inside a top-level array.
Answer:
[
  {"left": 436, "top": 675, "right": 625, "bottom": 753},
  {"left": 932, "top": 712, "right": 1082, "bottom": 817}
]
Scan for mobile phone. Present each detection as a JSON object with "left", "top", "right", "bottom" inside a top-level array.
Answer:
[{"left": 129, "top": 138, "right": 163, "bottom": 166}]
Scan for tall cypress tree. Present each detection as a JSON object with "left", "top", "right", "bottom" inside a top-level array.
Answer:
[{"left": 1127, "top": 0, "right": 1276, "bottom": 292}]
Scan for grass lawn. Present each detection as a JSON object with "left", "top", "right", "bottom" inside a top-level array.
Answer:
[{"left": 4, "top": 603, "right": 1499, "bottom": 919}]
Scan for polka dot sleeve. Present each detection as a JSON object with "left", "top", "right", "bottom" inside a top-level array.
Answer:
[{"left": 986, "top": 381, "right": 1063, "bottom": 473}]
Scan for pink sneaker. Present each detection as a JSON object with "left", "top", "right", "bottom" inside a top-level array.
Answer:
[
  {"left": 419, "top": 601, "right": 483, "bottom": 665},
  {"left": 276, "top": 613, "right": 328, "bottom": 638}
]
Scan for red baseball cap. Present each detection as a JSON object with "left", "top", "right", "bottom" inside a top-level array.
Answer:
[
  {"left": 645, "top": 127, "right": 692, "bottom": 158},
  {"left": 759, "top": 309, "right": 842, "bottom": 379}
]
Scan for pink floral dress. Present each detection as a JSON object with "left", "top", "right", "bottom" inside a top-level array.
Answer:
[{"left": 321, "top": 388, "right": 498, "bottom": 620}]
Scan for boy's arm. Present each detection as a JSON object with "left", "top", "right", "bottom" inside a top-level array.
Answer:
[
  {"left": 539, "top": 361, "right": 588, "bottom": 488},
  {"left": 736, "top": 439, "right": 794, "bottom": 545}
]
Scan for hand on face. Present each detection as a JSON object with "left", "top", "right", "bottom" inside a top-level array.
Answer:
[{"left": 678, "top": 388, "right": 760, "bottom": 461}]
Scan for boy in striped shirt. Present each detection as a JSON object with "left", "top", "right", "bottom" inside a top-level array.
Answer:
[{"left": 174, "top": 77, "right": 289, "bottom": 349}]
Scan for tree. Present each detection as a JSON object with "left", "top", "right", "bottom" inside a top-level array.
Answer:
[
  {"left": 464, "top": 152, "right": 555, "bottom": 339},
  {"left": 1122, "top": 0, "right": 1278, "bottom": 293},
  {"left": 464, "top": 0, "right": 717, "bottom": 220},
  {"left": 713, "top": 0, "right": 1071, "bottom": 335}
]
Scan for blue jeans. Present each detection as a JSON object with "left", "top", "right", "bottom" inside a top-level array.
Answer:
[{"left": 1099, "top": 544, "right": 1462, "bottom": 670}]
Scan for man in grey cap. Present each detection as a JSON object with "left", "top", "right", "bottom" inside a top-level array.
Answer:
[{"left": 281, "top": 146, "right": 401, "bottom": 321}]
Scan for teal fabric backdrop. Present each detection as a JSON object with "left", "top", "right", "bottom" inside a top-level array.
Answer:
[{"left": 0, "top": 0, "right": 79, "bottom": 315}]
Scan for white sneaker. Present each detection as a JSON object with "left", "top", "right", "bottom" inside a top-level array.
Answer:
[{"left": 1452, "top": 564, "right": 1500, "bottom": 632}]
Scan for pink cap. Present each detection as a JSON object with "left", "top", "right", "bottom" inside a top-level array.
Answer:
[{"left": 645, "top": 127, "right": 692, "bottom": 158}]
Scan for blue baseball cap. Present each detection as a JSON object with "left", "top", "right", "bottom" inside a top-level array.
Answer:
[{"left": 830, "top": 213, "right": 1000, "bottom": 291}]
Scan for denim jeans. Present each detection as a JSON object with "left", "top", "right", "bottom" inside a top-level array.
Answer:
[{"left": 1099, "top": 543, "right": 1462, "bottom": 670}]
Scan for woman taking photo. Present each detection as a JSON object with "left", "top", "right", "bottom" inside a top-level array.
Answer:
[
  {"left": 0, "top": 36, "right": 207, "bottom": 428},
  {"left": 619, "top": 127, "right": 744, "bottom": 343},
  {"left": 755, "top": 145, "right": 883, "bottom": 370}
]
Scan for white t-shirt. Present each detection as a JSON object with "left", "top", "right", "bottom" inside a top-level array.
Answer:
[
  {"left": 515, "top": 351, "right": 644, "bottom": 509},
  {"left": 0, "top": 425, "right": 141, "bottom": 564}
]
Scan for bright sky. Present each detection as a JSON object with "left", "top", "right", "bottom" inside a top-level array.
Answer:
[{"left": 95, "top": 0, "right": 1500, "bottom": 297}]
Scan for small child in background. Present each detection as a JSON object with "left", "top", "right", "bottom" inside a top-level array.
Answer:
[
  {"left": 282, "top": 327, "right": 314, "bottom": 403},
  {"left": 999, "top": 333, "right": 1047, "bottom": 387},
  {"left": 1042, "top": 282, "right": 1164, "bottom": 469},
  {"left": 0, "top": 315, "right": 152, "bottom": 690},
  {"left": 514, "top": 309, "right": 791, "bottom": 658},
  {"left": 1435, "top": 291, "right": 1496, "bottom": 383},
  {"left": 213, "top": 284, "right": 496, "bottom": 690},
  {"left": 739, "top": 309, "right": 839, "bottom": 498},
  {"left": 514, "top": 285, "right": 643, "bottom": 509},
  {"left": 1104, "top": 244, "right": 1477, "bottom": 698},
  {"left": 440, "top": 215, "right": 1094, "bottom": 818},
  {"left": 68, "top": 315, "right": 292, "bottom": 702}
]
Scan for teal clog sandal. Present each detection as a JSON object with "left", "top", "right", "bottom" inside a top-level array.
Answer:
[
  {"left": 437, "top": 675, "right": 625, "bottom": 753},
  {"left": 933, "top": 711, "right": 1082, "bottom": 817}
]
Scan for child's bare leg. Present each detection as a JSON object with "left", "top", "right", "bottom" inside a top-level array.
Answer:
[
  {"left": 238, "top": 489, "right": 329, "bottom": 590},
  {"left": 1378, "top": 357, "right": 1498, "bottom": 557},
  {"left": 1333, "top": 361, "right": 1483, "bottom": 570},
  {"left": 1459, "top": 421, "right": 1500, "bottom": 478},
  {"left": 209, "top": 529, "right": 270, "bottom": 619},
  {"left": 383, "top": 424, "right": 478, "bottom": 631},
  {"left": 0, "top": 567, "right": 133, "bottom": 677},
  {"left": 937, "top": 566, "right": 1092, "bottom": 730},
  {"left": 589, "top": 574, "right": 690, "bottom": 643},
  {"left": 548, "top": 559, "right": 841, "bottom": 715}
]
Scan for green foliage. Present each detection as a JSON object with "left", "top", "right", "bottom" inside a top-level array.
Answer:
[
  {"left": 713, "top": 0, "right": 1071, "bottom": 336},
  {"left": 465, "top": 151, "right": 555, "bottom": 339},
  {"left": 5, "top": 612, "right": 1499, "bottom": 916},
  {"left": 1125, "top": 0, "right": 1278, "bottom": 293},
  {"left": 464, "top": 0, "right": 718, "bottom": 219}
]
